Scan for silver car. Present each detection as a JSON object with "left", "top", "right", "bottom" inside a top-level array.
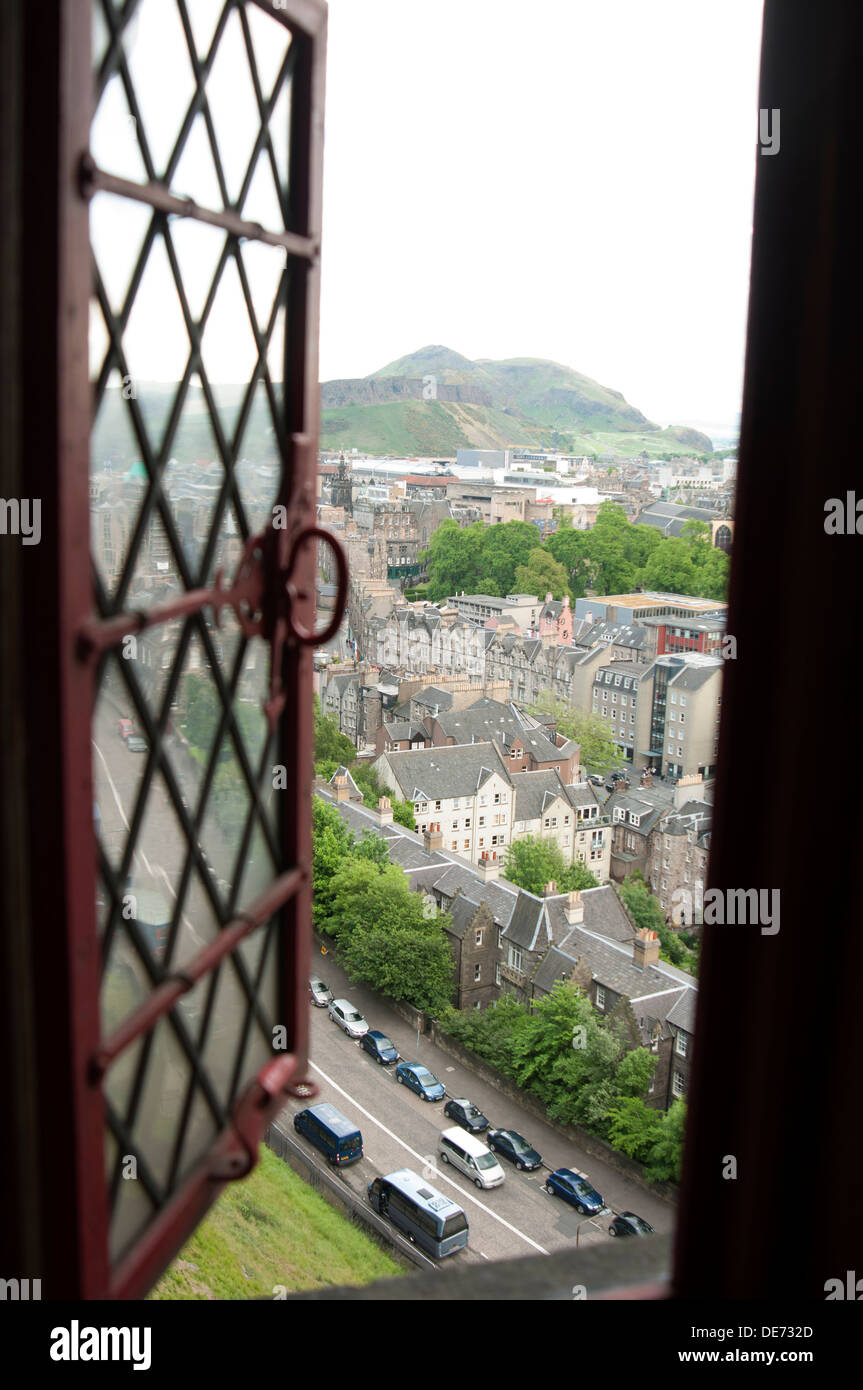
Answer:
[
  {"left": 309, "top": 976, "right": 334, "bottom": 1008},
  {"left": 328, "top": 998, "right": 369, "bottom": 1038}
]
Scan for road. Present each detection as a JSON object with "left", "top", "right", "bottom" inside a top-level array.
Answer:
[{"left": 276, "top": 952, "right": 674, "bottom": 1269}]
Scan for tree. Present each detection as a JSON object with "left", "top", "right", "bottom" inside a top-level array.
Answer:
[
  {"left": 619, "top": 872, "right": 698, "bottom": 974},
  {"left": 313, "top": 694, "right": 355, "bottom": 767},
  {"left": 184, "top": 674, "right": 221, "bottom": 752},
  {"left": 422, "top": 518, "right": 485, "bottom": 600},
  {"left": 503, "top": 835, "right": 568, "bottom": 894},
  {"left": 326, "top": 857, "right": 455, "bottom": 1013},
  {"left": 513, "top": 547, "right": 570, "bottom": 601}
]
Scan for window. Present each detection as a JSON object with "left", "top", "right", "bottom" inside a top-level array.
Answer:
[
  {"left": 479, "top": 816, "right": 485, "bottom": 827},
  {"left": 16, "top": 0, "right": 333, "bottom": 1300},
  {"left": 508, "top": 945, "right": 523, "bottom": 972},
  {"left": 673, "top": 1071, "right": 686, "bottom": 1098},
  {"left": 474, "top": 964, "right": 481, "bottom": 982},
  {"left": 464, "top": 839, "right": 470, "bottom": 850},
  {"left": 475, "top": 929, "right": 483, "bottom": 947},
  {"left": 596, "top": 986, "right": 606, "bottom": 1009},
  {"left": 464, "top": 817, "right": 471, "bottom": 828},
  {"left": 452, "top": 798, "right": 460, "bottom": 809},
  {"left": 495, "top": 963, "right": 501, "bottom": 986},
  {"left": 676, "top": 1032, "right": 688, "bottom": 1057}
]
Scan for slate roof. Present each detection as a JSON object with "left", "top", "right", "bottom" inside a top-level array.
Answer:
[
  {"left": 511, "top": 769, "right": 570, "bottom": 823},
  {"left": 531, "top": 946, "right": 578, "bottom": 994},
  {"left": 376, "top": 741, "right": 510, "bottom": 802},
  {"left": 379, "top": 720, "right": 424, "bottom": 743},
  {"left": 503, "top": 892, "right": 551, "bottom": 952},
  {"left": 427, "top": 864, "right": 519, "bottom": 927},
  {"left": 548, "top": 885, "right": 636, "bottom": 946}
]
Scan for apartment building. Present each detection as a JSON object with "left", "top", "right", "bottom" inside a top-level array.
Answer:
[
  {"left": 633, "top": 653, "right": 724, "bottom": 779},
  {"left": 511, "top": 771, "right": 611, "bottom": 879},
  {"left": 372, "top": 742, "right": 515, "bottom": 865},
  {"left": 591, "top": 660, "right": 646, "bottom": 764}
]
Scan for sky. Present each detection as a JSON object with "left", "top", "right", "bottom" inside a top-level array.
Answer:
[
  {"left": 88, "top": 0, "right": 764, "bottom": 435},
  {"left": 319, "top": 0, "right": 765, "bottom": 430}
]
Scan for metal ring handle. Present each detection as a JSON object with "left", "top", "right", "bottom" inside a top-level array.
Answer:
[{"left": 284, "top": 525, "right": 349, "bottom": 646}]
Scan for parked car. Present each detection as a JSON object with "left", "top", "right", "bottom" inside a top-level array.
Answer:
[
  {"left": 395, "top": 1061, "right": 446, "bottom": 1101},
  {"left": 127, "top": 735, "right": 148, "bottom": 753},
  {"left": 609, "top": 1211, "right": 655, "bottom": 1238},
  {"left": 443, "top": 1098, "right": 489, "bottom": 1134},
  {"left": 327, "top": 998, "right": 369, "bottom": 1038},
  {"left": 117, "top": 717, "right": 133, "bottom": 740},
  {"left": 309, "top": 976, "right": 333, "bottom": 1008},
  {"left": 545, "top": 1168, "right": 605, "bottom": 1215},
  {"left": 587, "top": 773, "right": 604, "bottom": 786},
  {"left": 487, "top": 1128, "right": 542, "bottom": 1171},
  {"left": 360, "top": 1029, "right": 400, "bottom": 1064}
]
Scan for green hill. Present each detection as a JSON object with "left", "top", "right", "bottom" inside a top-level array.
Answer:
[{"left": 321, "top": 345, "right": 714, "bottom": 457}]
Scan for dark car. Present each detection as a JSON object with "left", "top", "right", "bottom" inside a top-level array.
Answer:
[
  {"left": 545, "top": 1167, "right": 605, "bottom": 1215},
  {"left": 395, "top": 1062, "right": 446, "bottom": 1101},
  {"left": 360, "top": 1029, "right": 400, "bottom": 1065},
  {"left": 443, "top": 1098, "right": 489, "bottom": 1134},
  {"left": 487, "top": 1128, "right": 542, "bottom": 1171},
  {"left": 609, "top": 1211, "right": 655, "bottom": 1238}
]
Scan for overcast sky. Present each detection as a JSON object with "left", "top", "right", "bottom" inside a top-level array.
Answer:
[{"left": 319, "top": 0, "right": 764, "bottom": 429}]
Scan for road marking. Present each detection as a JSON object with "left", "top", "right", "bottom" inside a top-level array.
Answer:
[
  {"left": 308, "top": 1059, "right": 549, "bottom": 1256},
  {"left": 92, "top": 739, "right": 154, "bottom": 876}
]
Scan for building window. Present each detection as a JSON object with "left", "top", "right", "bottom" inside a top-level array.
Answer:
[
  {"left": 475, "top": 929, "right": 483, "bottom": 947},
  {"left": 596, "top": 986, "right": 606, "bottom": 1009},
  {"left": 676, "top": 1032, "right": 688, "bottom": 1057},
  {"left": 673, "top": 1071, "right": 686, "bottom": 1098},
  {"left": 464, "top": 839, "right": 470, "bottom": 850},
  {"left": 508, "top": 945, "right": 523, "bottom": 972},
  {"left": 495, "top": 963, "right": 501, "bottom": 986}
]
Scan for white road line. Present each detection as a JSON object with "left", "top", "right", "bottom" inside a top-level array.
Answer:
[
  {"left": 92, "top": 739, "right": 154, "bottom": 877},
  {"left": 308, "top": 1059, "right": 549, "bottom": 1256},
  {"left": 155, "top": 864, "right": 206, "bottom": 951}
]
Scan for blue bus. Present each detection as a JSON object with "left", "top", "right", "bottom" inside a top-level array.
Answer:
[{"left": 367, "top": 1169, "right": 469, "bottom": 1258}]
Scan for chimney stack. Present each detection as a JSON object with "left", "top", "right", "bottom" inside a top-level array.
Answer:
[
  {"left": 377, "top": 796, "right": 393, "bottom": 824},
  {"left": 333, "top": 775, "right": 350, "bottom": 803},
  {"left": 477, "top": 852, "right": 499, "bottom": 883},
  {"left": 633, "top": 927, "right": 660, "bottom": 969},
  {"left": 545, "top": 591, "right": 553, "bottom": 604},
  {"left": 543, "top": 880, "right": 558, "bottom": 897},
  {"left": 423, "top": 821, "right": 444, "bottom": 854},
  {"left": 565, "top": 890, "right": 584, "bottom": 925}
]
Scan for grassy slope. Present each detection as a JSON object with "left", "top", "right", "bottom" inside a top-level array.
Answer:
[{"left": 149, "top": 1144, "right": 402, "bottom": 1300}]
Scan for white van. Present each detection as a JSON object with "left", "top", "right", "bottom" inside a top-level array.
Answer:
[{"left": 439, "top": 1126, "right": 504, "bottom": 1190}]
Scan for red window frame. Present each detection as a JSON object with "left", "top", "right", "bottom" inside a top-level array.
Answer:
[{"left": 14, "top": 0, "right": 341, "bottom": 1301}]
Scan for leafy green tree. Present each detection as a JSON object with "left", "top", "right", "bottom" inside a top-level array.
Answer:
[
  {"left": 422, "top": 519, "right": 486, "bottom": 600},
  {"left": 313, "top": 694, "right": 356, "bottom": 765},
  {"left": 559, "top": 861, "right": 600, "bottom": 892},
  {"left": 546, "top": 526, "right": 592, "bottom": 597},
  {"left": 503, "top": 835, "right": 568, "bottom": 894},
  {"left": 606, "top": 1096, "right": 664, "bottom": 1162},
  {"left": 513, "top": 547, "right": 570, "bottom": 601},
  {"left": 614, "top": 1046, "right": 658, "bottom": 1097},
  {"left": 327, "top": 857, "right": 454, "bottom": 1013},
  {"left": 184, "top": 674, "right": 221, "bottom": 752},
  {"left": 312, "top": 797, "right": 356, "bottom": 926},
  {"left": 619, "top": 872, "right": 697, "bottom": 974},
  {"left": 643, "top": 1100, "right": 687, "bottom": 1182},
  {"left": 482, "top": 521, "right": 540, "bottom": 595}
]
